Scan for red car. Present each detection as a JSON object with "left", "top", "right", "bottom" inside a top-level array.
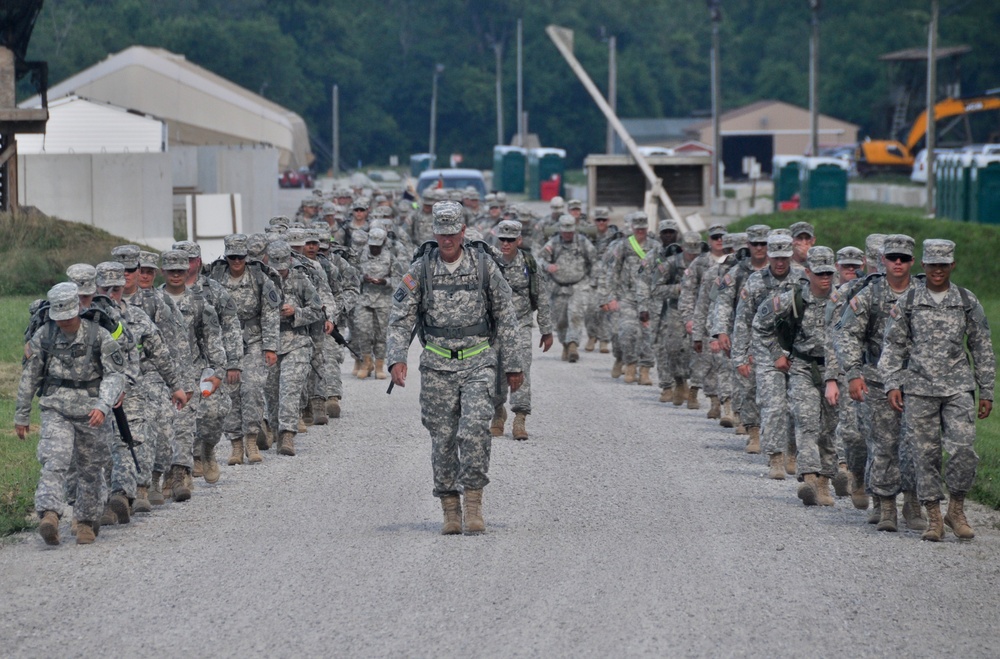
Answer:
[{"left": 279, "top": 168, "right": 314, "bottom": 188}]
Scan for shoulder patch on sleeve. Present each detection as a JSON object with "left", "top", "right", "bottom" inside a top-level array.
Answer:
[
  {"left": 740, "top": 288, "right": 749, "bottom": 301},
  {"left": 266, "top": 288, "right": 280, "bottom": 308},
  {"left": 402, "top": 273, "right": 417, "bottom": 292},
  {"left": 829, "top": 291, "right": 840, "bottom": 304},
  {"left": 722, "top": 273, "right": 732, "bottom": 287},
  {"left": 849, "top": 296, "right": 859, "bottom": 313},
  {"left": 393, "top": 286, "right": 407, "bottom": 303},
  {"left": 889, "top": 305, "right": 900, "bottom": 319},
  {"left": 111, "top": 346, "right": 124, "bottom": 366},
  {"left": 772, "top": 296, "right": 782, "bottom": 313}
]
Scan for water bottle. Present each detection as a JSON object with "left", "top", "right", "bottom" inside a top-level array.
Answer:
[{"left": 200, "top": 368, "right": 215, "bottom": 397}]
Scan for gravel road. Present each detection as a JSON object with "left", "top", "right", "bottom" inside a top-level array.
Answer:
[{"left": 3, "top": 338, "right": 1000, "bottom": 657}]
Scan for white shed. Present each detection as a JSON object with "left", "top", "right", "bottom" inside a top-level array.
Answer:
[{"left": 16, "top": 95, "right": 165, "bottom": 154}]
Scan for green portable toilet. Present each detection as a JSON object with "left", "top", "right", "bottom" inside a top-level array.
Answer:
[
  {"left": 969, "top": 155, "right": 1000, "bottom": 224},
  {"left": 958, "top": 153, "right": 979, "bottom": 221},
  {"left": 799, "top": 157, "right": 848, "bottom": 209},
  {"left": 772, "top": 156, "right": 804, "bottom": 212},
  {"left": 527, "top": 148, "right": 567, "bottom": 200},
  {"left": 936, "top": 153, "right": 954, "bottom": 219},
  {"left": 493, "top": 146, "right": 527, "bottom": 193},
  {"left": 410, "top": 153, "right": 436, "bottom": 177}
]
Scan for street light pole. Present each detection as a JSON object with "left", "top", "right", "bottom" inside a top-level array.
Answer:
[
  {"left": 926, "top": 0, "right": 938, "bottom": 215},
  {"left": 517, "top": 19, "right": 523, "bottom": 147},
  {"left": 495, "top": 42, "right": 504, "bottom": 145},
  {"left": 606, "top": 35, "right": 617, "bottom": 154},
  {"left": 332, "top": 84, "right": 339, "bottom": 176},
  {"left": 429, "top": 63, "right": 444, "bottom": 157},
  {"left": 809, "top": 0, "right": 821, "bottom": 158},
  {"left": 708, "top": 1, "right": 722, "bottom": 199}
]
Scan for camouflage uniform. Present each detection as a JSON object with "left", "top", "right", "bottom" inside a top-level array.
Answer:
[
  {"left": 679, "top": 229, "right": 726, "bottom": 402},
  {"left": 637, "top": 241, "right": 692, "bottom": 389},
  {"left": 355, "top": 229, "right": 403, "bottom": 364},
  {"left": 540, "top": 217, "right": 596, "bottom": 352},
  {"left": 584, "top": 212, "right": 620, "bottom": 347},
  {"left": 693, "top": 241, "right": 741, "bottom": 411}
]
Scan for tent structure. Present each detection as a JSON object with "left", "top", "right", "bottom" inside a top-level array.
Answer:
[
  {"left": 20, "top": 45, "right": 312, "bottom": 170},
  {"left": 16, "top": 95, "right": 165, "bottom": 154}
]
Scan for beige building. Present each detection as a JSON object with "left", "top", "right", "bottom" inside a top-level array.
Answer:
[{"left": 688, "top": 100, "right": 859, "bottom": 178}]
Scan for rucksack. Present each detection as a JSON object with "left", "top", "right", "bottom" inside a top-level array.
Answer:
[
  {"left": 774, "top": 286, "right": 806, "bottom": 353},
  {"left": 520, "top": 248, "right": 541, "bottom": 312}
]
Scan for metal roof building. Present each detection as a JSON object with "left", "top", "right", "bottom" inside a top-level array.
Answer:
[{"left": 16, "top": 95, "right": 165, "bottom": 154}]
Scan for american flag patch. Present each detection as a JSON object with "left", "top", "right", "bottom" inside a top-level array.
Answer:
[
  {"left": 402, "top": 274, "right": 417, "bottom": 292},
  {"left": 722, "top": 273, "right": 732, "bottom": 286},
  {"left": 889, "top": 305, "right": 900, "bottom": 319},
  {"left": 849, "top": 296, "right": 859, "bottom": 313},
  {"left": 740, "top": 288, "right": 749, "bottom": 301},
  {"left": 772, "top": 296, "right": 781, "bottom": 312}
]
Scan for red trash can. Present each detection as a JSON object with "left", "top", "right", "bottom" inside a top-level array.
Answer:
[{"left": 540, "top": 174, "right": 562, "bottom": 202}]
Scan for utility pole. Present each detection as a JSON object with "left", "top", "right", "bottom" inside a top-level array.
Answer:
[
  {"left": 709, "top": 1, "right": 722, "bottom": 199},
  {"left": 495, "top": 42, "right": 504, "bottom": 145},
  {"left": 809, "top": 0, "right": 821, "bottom": 158},
  {"left": 606, "top": 35, "right": 617, "bottom": 154},
  {"left": 926, "top": 0, "right": 938, "bottom": 215},
  {"left": 517, "top": 19, "right": 523, "bottom": 147},
  {"left": 429, "top": 63, "right": 444, "bottom": 156},
  {"left": 332, "top": 84, "right": 339, "bottom": 176}
]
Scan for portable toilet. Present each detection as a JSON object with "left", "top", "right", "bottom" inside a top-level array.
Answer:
[
  {"left": 410, "top": 153, "right": 436, "bottom": 177},
  {"left": 969, "top": 154, "right": 1000, "bottom": 224},
  {"left": 527, "top": 148, "right": 566, "bottom": 200},
  {"left": 493, "top": 146, "right": 527, "bottom": 193},
  {"left": 772, "top": 156, "right": 805, "bottom": 212},
  {"left": 799, "top": 157, "right": 849, "bottom": 209}
]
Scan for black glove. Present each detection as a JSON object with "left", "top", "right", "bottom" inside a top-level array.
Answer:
[{"left": 639, "top": 311, "right": 650, "bottom": 323}]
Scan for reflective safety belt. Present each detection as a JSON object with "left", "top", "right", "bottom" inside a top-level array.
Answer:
[
  {"left": 111, "top": 322, "right": 124, "bottom": 341},
  {"left": 424, "top": 340, "right": 491, "bottom": 360},
  {"left": 628, "top": 235, "right": 646, "bottom": 260}
]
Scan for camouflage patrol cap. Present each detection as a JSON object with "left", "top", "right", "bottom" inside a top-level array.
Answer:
[
  {"left": 488, "top": 197, "right": 502, "bottom": 209},
  {"left": 462, "top": 186, "right": 478, "bottom": 200},
  {"left": 921, "top": 238, "right": 955, "bottom": 264},
  {"left": 836, "top": 246, "right": 865, "bottom": 266},
  {"left": 658, "top": 219, "right": 680, "bottom": 233},
  {"left": 448, "top": 189, "right": 464, "bottom": 202},
  {"left": 724, "top": 232, "right": 746, "bottom": 251},
  {"left": 269, "top": 215, "right": 291, "bottom": 229},
  {"left": 767, "top": 234, "right": 794, "bottom": 258},
  {"left": 865, "top": 234, "right": 887, "bottom": 261},
  {"left": 373, "top": 194, "right": 388, "bottom": 204},
  {"left": 161, "top": 250, "right": 190, "bottom": 271},
  {"left": 111, "top": 245, "right": 140, "bottom": 269},
  {"left": 746, "top": 224, "right": 771, "bottom": 243},
  {"left": 96, "top": 261, "right": 126, "bottom": 288},
  {"left": 172, "top": 241, "right": 201, "bottom": 259},
  {"left": 353, "top": 197, "right": 371, "bottom": 211},
  {"left": 224, "top": 234, "right": 249, "bottom": 257},
  {"left": 558, "top": 214, "right": 577, "bottom": 232},
  {"left": 288, "top": 221, "right": 306, "bottom": 230},
  {"left": 789, "top": 221, "right": 815, "bottom": 238},
  {"left": 301, "top": 197, "right": 321, "bottom": 209},
  {"left": 549, "top": 196, "right": 565, "bottom": 210},
  {"left": 138, "top": 250, "right": 159, "bottom": 269},
  {"left": 567, "top": 199, "right": 582, "bottom": 210},
  {"left": 882, "top": 234, "right": 915, "bottom": 258},
  {"left": 682, "top": 231, "right": 703, "bottom": 254},
  {"left": 421, "top": 188, "right": 438, "bottom": 203},
  {"left": 286, "top": 227, "right": 307, "bottom": 247},
  {"left": 806, "top": 246, "right": 836, "bottom": 274},
  {"left": 264, "top": 226, "right": 284, "bottom": 240},
  {"left": 247, "top": 233, "right": 269, "bottom": 259},
  {"left": 432, "top": 200, "right": 465, "bottom": 235},
  {"left": 628, "top": 211, "right": 649, "bottom": 229},
  {"left": 321, "top": 202, "right": 337, "bottom": 216},
  {"left": 707, "top": 223, "right": 727, "bottom": 238},
  {"left": 370, "top": 218, "right": 393, "bottom": 235},
  {"left": 496, "top": 220, "right": 522, "bottom": 240},
  {"left": 769, "top": 228, "right": 792, "bottom": 238},
  {"left": 66, "top": 263, "right": 98, "bottom": 295},
  {"left": 48, "top": 282, "right": 81, "bottom": 321},
  {"left": 368, "top": 227, "right": 387, "bottom": 246},
  {"left": 267, "top": 241, "right": 293, "bottom": 270},
  {"left": 593, "top": 207, "right": 611, "bottom": 220},
  {"left": 351, "top": 230, "right": 368, "bottom": 248}
]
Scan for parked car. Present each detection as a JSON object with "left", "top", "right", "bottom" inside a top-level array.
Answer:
[
  {"left": 279, "top": 167, "right": 314, "bottom": 188},
  {"left": 415, "top": 168, "right": 487, "bottom": 199},
  {"left": 910, "top": 148, "right": 954, "bottom": 183}
]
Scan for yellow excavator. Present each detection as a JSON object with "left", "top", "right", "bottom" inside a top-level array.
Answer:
[{"left": 856, "top": 93, "right": 1000, "bottom": 175}]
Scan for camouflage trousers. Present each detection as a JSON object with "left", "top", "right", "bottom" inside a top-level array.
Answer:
[
  {"left": 550, "top": 284, "right": 588, "bottom": 347},
  {"left": 733, "top": 360, "right": 759, "bottom": 427},
  {"left": 107, "top": 396, "right": 148, "bottom": 499},
  {"left": 690, "top": 348, "right": 719, "bottom": 395},
  {"left": 618, "top": 300, "right": 654, "bottom": 367},
  {"left": 831, "top": 376, "right": 865, "bottom": 480},
  {"left": 420, "top": 364, "right": 494, "bottom": 497},
  {"left": 710, "top": 351, "right": 732, "bottom": 402},
  {"left": 653, "top": 308, "right": 691, "bottom": 388},
  {"left": 36, "top": 408, "right": 111, "bottom": 523},
  {"left": 858, "top": 381, "right": 916, "bottom": 497},
  {"left": 266, "top": 345, "right": 312, "bottom": 433},
  {"left": 223, "top": 345, "right": 269, "bottom": 441},
  {"left": 145, "top": 377, "right": 182, "bottom": 475},
  {"left": 788, "top": 366, "right": 837, "bottom": 477},
  {"left": 584, "top": 288, "right": 612, "bottom": 342},
  {"left": 754, "top": 356, "right": 795, "bottom": 457},
  {"left": 324, "top": 334, "right": 344, "bottom": 399},
  {"left": 353, "top": 303, "right": 391, "bottom": 359},
  {"left": 496, "top": 324, "right": 534, "bottom": 414},
  {"left": 178, "top": 378, "right": 232, "bottom": 466},
  {"left": 303, "top": 336, "right": 325, "bottom": 406},
  {"left": 903, "top": 391, "right": 978, "bottom": 502}
]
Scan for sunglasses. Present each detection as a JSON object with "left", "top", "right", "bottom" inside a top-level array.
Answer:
[
  {"left": 124, "top": 267, "right": 138, "bottom": 273},
  {"left": 498, "top": 237, "right": 518, "bottom": 243},
  {"left": 749, "top": 242, "right": 768, "bottom": 247},
  {"left": 884, "top": 253, "right": 913, "bottom": 263},
  {"left": 595, "top": 218, "right": 609, "bottom": 222},
  {"left": 839, "top": 263, "right": 860, "bottom": 269},
  {"left": 226, "top": 254, "right": 247, "bottom": 261},
  {"left": 710, "top": 234, "right": 725, "bottom": 240}
]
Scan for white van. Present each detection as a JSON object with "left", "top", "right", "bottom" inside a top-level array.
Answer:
[{"left": 910, "top": 148, "right": 954, "bottom": 183}]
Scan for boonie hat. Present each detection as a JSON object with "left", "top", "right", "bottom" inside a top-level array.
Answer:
[{"left": 48, "top": 282, "right": 81, "bottom": 321}]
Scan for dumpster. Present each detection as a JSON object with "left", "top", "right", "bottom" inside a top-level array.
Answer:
[
  {"left": 799, "top": 157, "right": 848, "bottom": 209},
  {"left": 527, "top": 148, "right": 566, "bottom": 200},
  {"left": 493, "top": 146, "right": 527, "bottom": 193},
  {"left": 969, "top": 155, "right": 1000, "bottom": 224},
  {"left": 410, "top": 153, "right": 436, "bottom": 177},
  {"left": 772, "top": 156, "right": 804, "bottom": 212}
]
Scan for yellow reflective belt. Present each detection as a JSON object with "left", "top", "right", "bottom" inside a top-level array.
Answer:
[
  {"left": 424, "top": 340, "right": 491, "bottom": 360},
  {"left": 628, "top": 235, "right": 646, "bottom": 260},
  {"left": 424, "top": 343, "right": 452, "bottom": 358},
  {"left": 111, "top": 322, "right": 124, "bottom": 341}
]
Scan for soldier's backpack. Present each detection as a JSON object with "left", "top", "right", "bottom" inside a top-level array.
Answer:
[
  {"left": 33, "top": 306, "right": 125, "bottom": 393},
  {"left": 774, "top": 285, "right": 806, "bottom": 353},
  {"left": 519, "top": 247, "right": 541, "bottom": 312}
]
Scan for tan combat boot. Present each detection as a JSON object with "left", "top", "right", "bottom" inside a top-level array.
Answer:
[
  {"left": 170, "top": 465, "right": 191, "bottom": 502},
  {"left": 463, "top": 489, "right": 485, "bottom": 534},
  {"left": 259, "top": 422, "right": 274, "bottom": 450},
  {"left": 585, "top": 337, "right": 597, "bottom": 352},
  {"left": 706, "top": 395, "right": 721, "bottom": 419},
  {"left": 302, "top": 402, "right": 314, "bottom": 425},
  {"left": 944, "top": 493, "right": 975, "bottom": 539},
  {"left": 832, "top": 463, "right": 850, "bottom": 497},
  {"left": 192, "top": 456, "right": 204, "bottom": 479},
  {"left": 38, "top": 511, "right": 60, "bottom": 546},
  {"left": 623, "top": 363, "right": 637, "bottom": 384},
  {"left": 868, "top": 495, "right": 882, "bottom": 525},
  {"left": 921, "top": 501, "right": 944, "bottom": 542},
  {"left": 440, "top": 495, "right": 462, "bottom": 535},
  {"left": 599, "top": 340, "right": 610, "bottom": 354},
  {"left": 326, "top": 396, "right": 342, "bottom": 418},
  {"left": 561, "top": 344, "right": 569, "bottom": 361},
  {"left": 203, "top": 443, "right": 221, "bottom": 484},
  {"left": 849, "top": 473, "right": 869, "bottom": 510},
  {"left": 108, "top": 492, "right": 131, "bottom": 524},
  {"left": 735, "top": 423, "right": 748, "bottom": 435},
  {"left": 876, "top": 495, "right": 898, "bottom": 532},
  {"left": 76, "top": 521, "right": 97, "bottom": 545},
  {"left": 512, "top": 413, "right": 528, "bottom": 441},
  {"left": 746, "top": 427, "right": 761, "bottom": 454},
  {"left": 228, "top": 439, "right": 245, "bottom": 466},
  {"left": 133, "top": 487, "right": 152, "bottom": 514},
  {"left": 611, "top": 359, "right": 624, "bottom": 379},
  {"left": 374, "top": 358, "right": 388, "bottom": 380},
  {"left": 768, "top": 452, "right": 785, "bottom": 480},
  {"left": 659, "top": 387, "right": 673, "bottom": 403},
  {"left": 673, "top": 378, "right": 687, "bottom": 406},
  {"left": 357, "top": 355, "right": 372, "bottom": 379},
  {"left": 149, "top": 471, "right": 166, "bottom": 506},
  {"left": 797, "top": 473, "right": 818, "bottom": 506},
  {"left": 567, "top": 342, "right": 580, "bottom": 363},
  {"left": 278, "top": 430, "right": 296, "bottom": 456},
  {"left": 719, "top": 401, "right": 735, "bottom": 428},
  {"left": 902, "top": 490, "right": 927, "bottom": 531},
  {"left": 785, "top": 452, "right": 797, "bottom": 476},
  {"left": 686, "top": 386, "right": 700, "bottom": 409},
  {"left": 297, "top": 415, "right": 308, "bottom": 433},
  {"left": 815, "top": 476, "right": 835, "bottom": 506},
  {"left": 311, "top": 398, "right": 329, "bottom": 425},
  {"left": 638, "top": 366, "right": 653, "bottom": 385},
  {"left": 490, "top": 405, "right": 507, "bottom": 437},
  {"left": 245, "top": 434, "right": 264, "bottom": 464},
  {"left": 352, "top": 358, "right": 362, "bottom": 376}
]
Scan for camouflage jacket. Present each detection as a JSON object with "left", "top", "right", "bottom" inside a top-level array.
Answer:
[
  {"left": 500, "top": 248, "right": 554, "bottom": 333},
  {"left": 730, "top": 264, "right": 807, "bottom": 366},
  {"left": 678, "top": 252, "right": 727, "bottom": 324},
  {"left": 358, "top": 249, "right": 404, "bottom": 309},
  {"left": 276, "top": 267, "right": 325, "bottom": 355},
  {"left": 319, "top": 251, "right": 360, "bottom": 328},
  {"left": 635, "top": 247, "right": 687, "bottom": 319},
  {"left": 753, "top": 282, "right": 839, "bottom": 383},
  {"left": 540, "top": 233, "right": 596, "bottom": 288},
  {"left": 831, "top": 274, "right": 906, "bottom": 385},
  {"left": 190, "top": 275, "right": 242, "bottom": 372},
  {"left": 160, "top": 286, "right": 226, "bottom": 383},
  {"left": 694, "top": 253, "right": 738, "bottom": 342},
  {"left": 710, "top": 258, "right": 764, "bottom": 338},
  {"left": 208, "top": 262, "right": 281, "bottom": 353},
  {"left": 598, "top": 235, "right": 659, "bottom": 306}
]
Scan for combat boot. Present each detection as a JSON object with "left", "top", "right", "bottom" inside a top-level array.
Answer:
[
  {"left": 192, "top": 456, "right": 204, "bottom": 479},
  {"left": 768, "top": 452, "right": 785, "bottom": 480},
  {"left": 944, "top": 493, "right": 975, "bottom": 539},
  {"left": 258, "top": 422, "right": 274, "bottom": 450},
  {"left": 352, "top": 359, "right": 362, "bottom": 377},
  {"left": 611, "top": 359, "right": 623, "bottom": 379},
  {"left": 326, "top": 396, "right": 341, "bottom": 418},
  {"left": 876, "top": 495, "right": 898, "bottom": 531},
  {"left": 585, "top": 337, "right": 597, "bottom": 352},
  {"left": 108, "top": 492, "right": 131, "bottom": 524},
  {"left": 38, "top": 511, "right": 60, "bottom": 546},
  {"left": 832, "top": 463, "right": 850, "bottom": 497},
  {"left": 245, "top": 434, "right": 264, "bottom": 463},
  {"left": 170, "top": 465, "right": 191, "bottom": 502},
  {"left": 161, "top": 470, "right": 173, "bottom": 501},
  {"left": 735, "top": 423, "right": 748, "bottom": 436},
  {"left": 133, "top": 487, "right": 152, "bottom": 514},
  {"left": 278, "top": 430, "right": 296, "bottom": 456},
  {"left": 719, "top": 401, "right": 735, "bottom": 428},
  {"left": 202, "top": 443, "right": 221, "bottom": 484},
  {"left": 849, "top": 474, "right": 869, "bottom": 510},
  {"left": 599, "top": 341, "right": 610, "bottom": 354},
  {"left": 567, "top": 342, "right": 580, "bottom": 363},
  {"left": 921, "top": 501, "right": 944, "bottom": 542},
  {"left": 512, "top": 413, "right": 528, "bottom": 441},
  {"left": 623, "top": 363, "right": 637, "bottom": 384},
  {"left": 76, "top": 521, "right": 96, "bottom": 545},
  {"left": 638, "top": 366, "right": 652, "bottom": 385},
  {"left": 149, "top": 471, "right": 166, "bottom": 506},
  {"left": 297, "top": 415, "right": 308, "bottom": 433},
  {"left": 659, "top": 387, "right": 673, "bottom": 403},
  {"left": 815, "top": 476, "right": 835, "bottom": 506},
  {"left": 785, "top": 452, "right": 797, "bottom": 476},
  {"left": 686, "top": 386, "right": 700, "bottom": 409},
  {"left": 357, "top": 355, "right": 372, "bottom": 379},
  {"left": 100, "top": 504, "right": 119, "bottom": 527},
  {"left": 902, "top": 491, "right": 928, "bottom": 531},
  {"left": 463, "top": 489, "right": 485, "bottom": 534},
  {"left": 867, "top": 495, "right": 882, "bottom": 524},
  {"left": 561, "top": 344, "right": 569, "bottom": 361},
  {"left": 302, "top": 402, "right": 314, "bottom": 425},
  {"left": 490, "top": 405, "right": 507, "bottom": 437},
  {"left": 440, "top": 495, "right": 462, "bottom": 535},
  {"left": 375, "top": 358, "right": 388, "bottom": 380},
  {"left": 746, "top": 427, "right": 761, "bottom": 454},
  {"left": 311, "top": 398, "right": 329, "bottom": 425},
  {"left": 797, "top": 474, "right": 818, "bottom": 506},
  {"left": 673, "top": 377, "right": 687, "bottom": 405},
  {"left": 706, "top": 395, "right": 721, "bottom": 419},
  {"left": 228, "top": 439, "right": 245, "bottom": 466}
]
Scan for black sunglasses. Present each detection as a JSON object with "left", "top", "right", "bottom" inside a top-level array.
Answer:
[
  {"left": 884, "top": 253, "right": 913, "bottom": 263},
  {"left": 498, "top": 237, "right": 518, "bottom": 243},
  {"left": 124, "top": 267, "right": 138, "bottom": 273},
  {"left": 226, "top": 254, "right": 247, "bottom": 261},
  {"left": 749, "top": 241, "right": 768, "bottom": 247}
]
